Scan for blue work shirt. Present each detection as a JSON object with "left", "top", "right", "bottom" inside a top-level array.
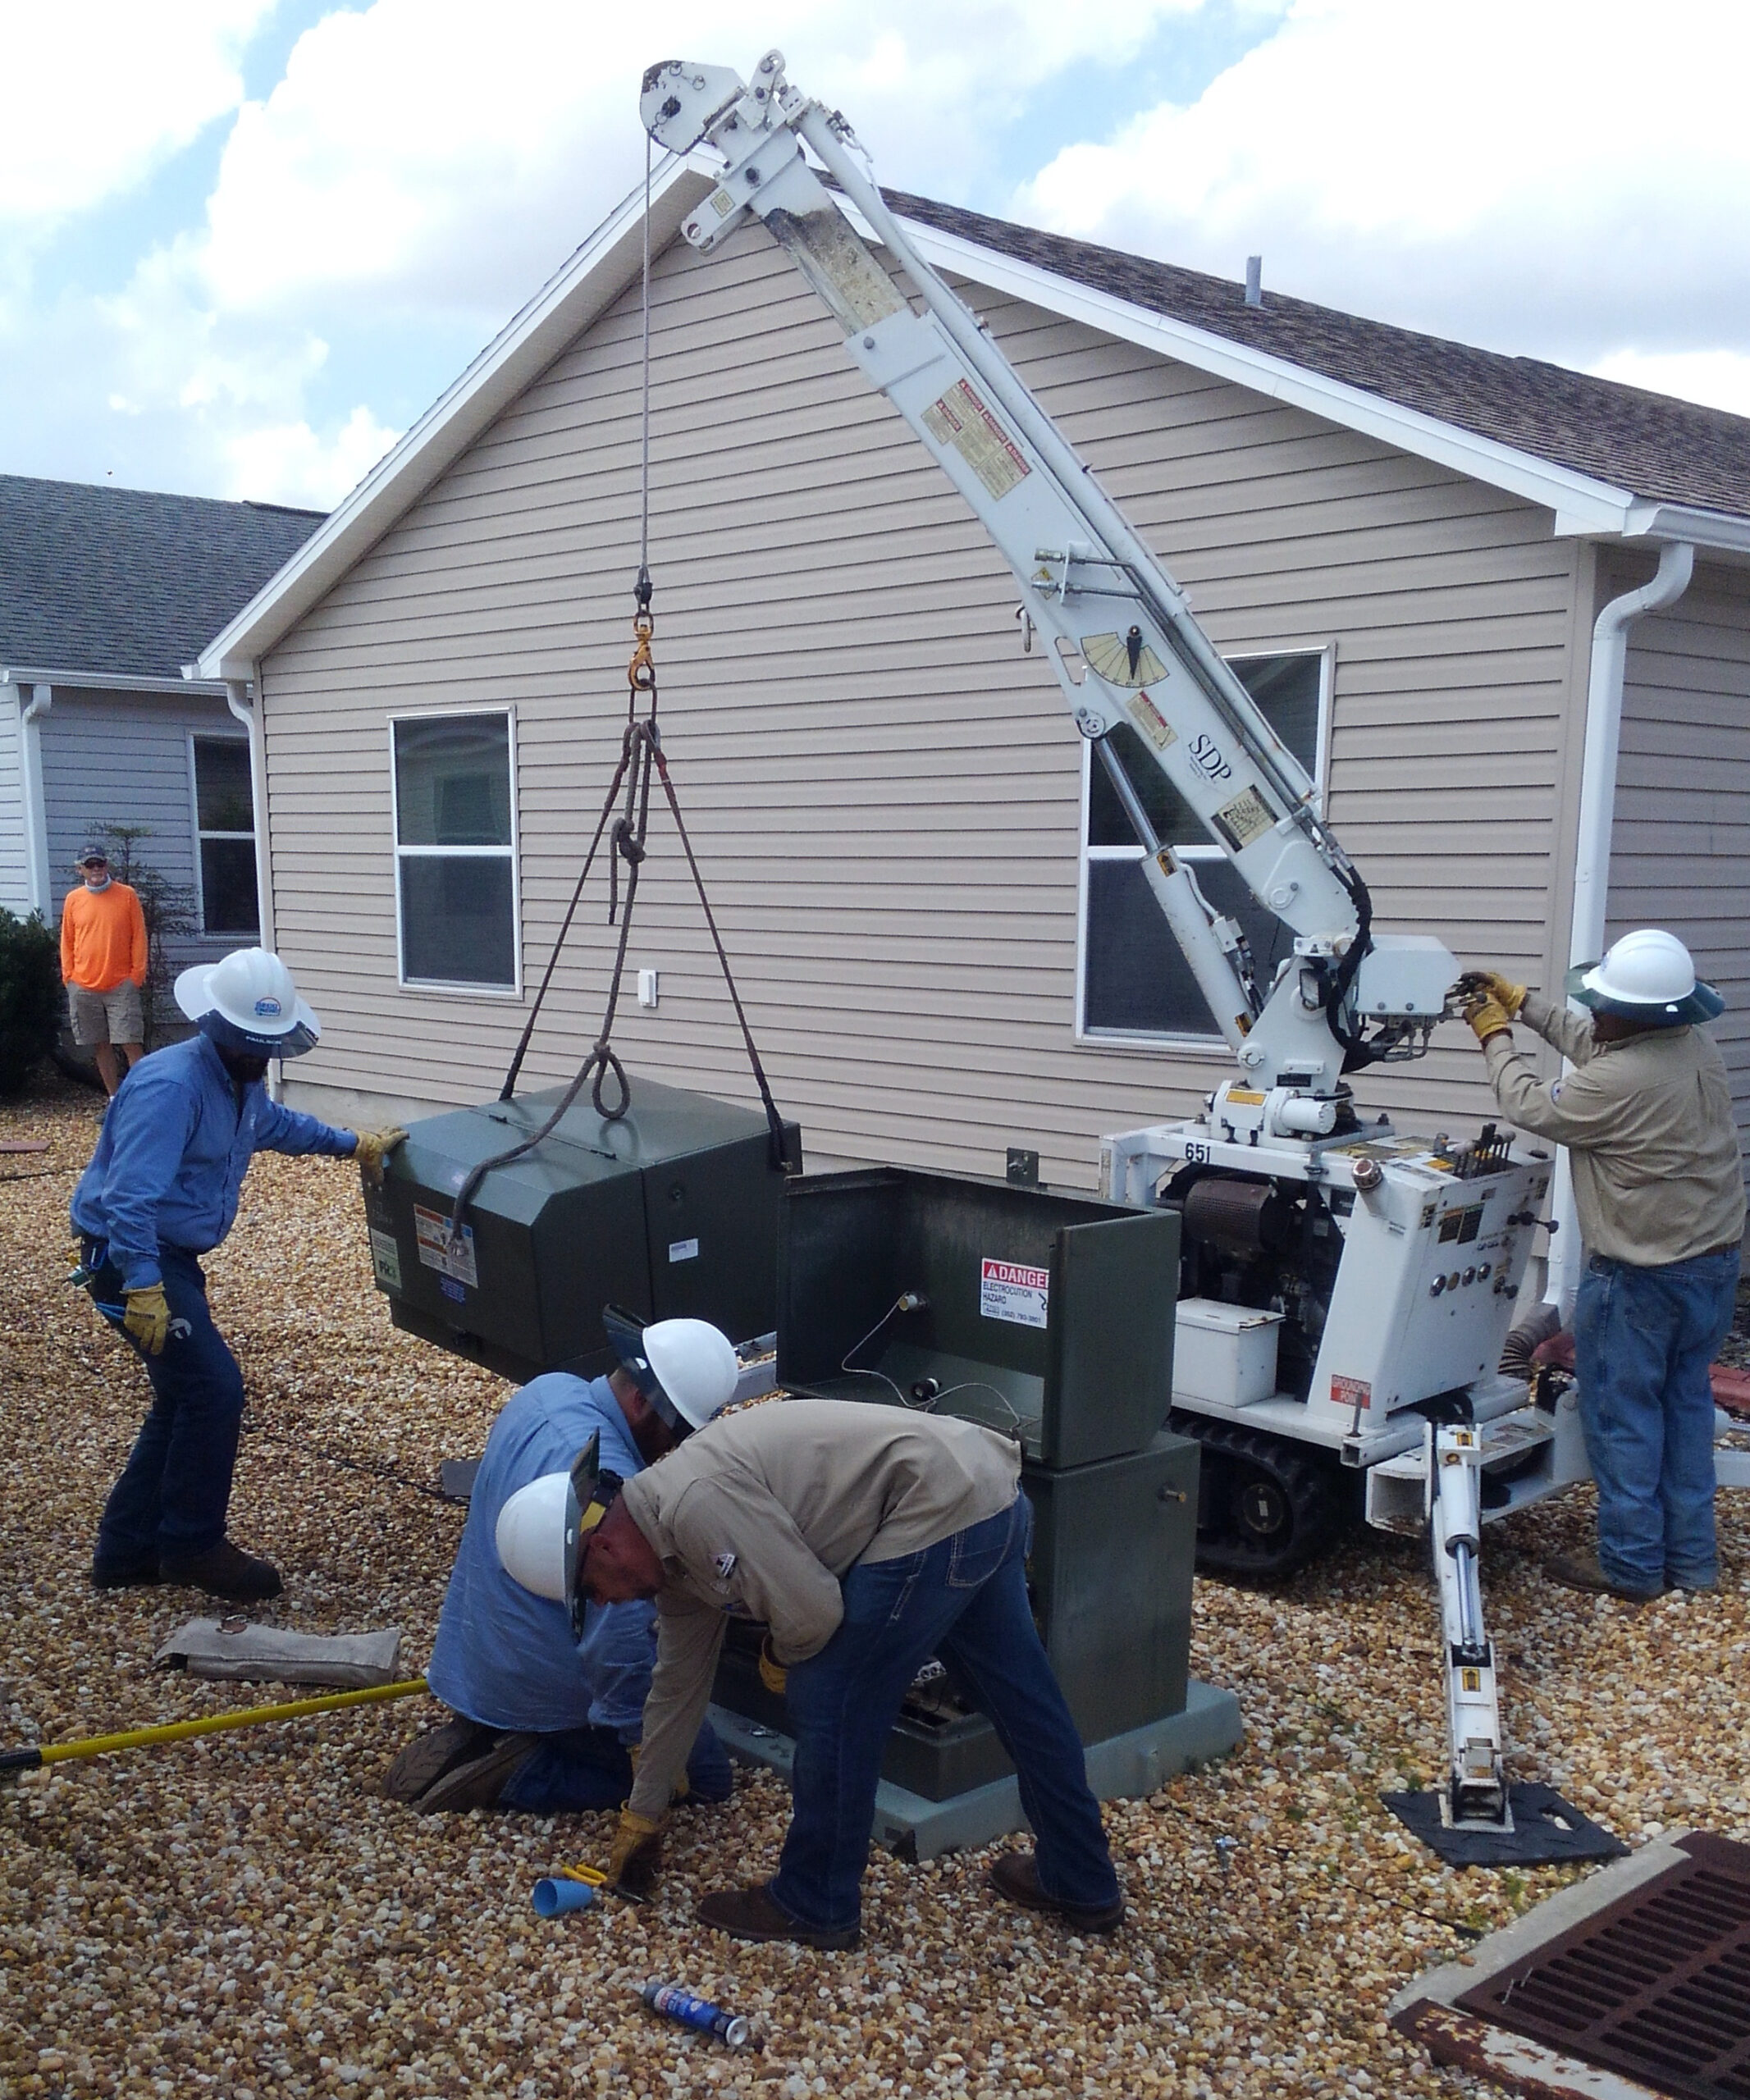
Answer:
[
  {"left": 71, "top": 1034, "right": 356, "bottom": 1291},
  {"left": 426, "top": 1373, "right": 658, "bottom": 1739}
]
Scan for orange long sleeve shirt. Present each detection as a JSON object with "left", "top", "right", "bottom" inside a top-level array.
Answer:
[{"left": 60, "top": 881, "right": 148, "bottom": 991}]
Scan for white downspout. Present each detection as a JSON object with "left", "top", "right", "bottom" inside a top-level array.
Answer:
[
  {"left": 18, "top": 682, "right": 54, "bottom": 916},
  {"left": 224, "top": 669, "right": 284, "bottom": 1101},
  {"left": 1547, "top": 539, "right": 1695, "bottom": 1313}
]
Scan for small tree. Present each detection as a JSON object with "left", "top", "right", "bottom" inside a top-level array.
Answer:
[
  {"left": 0, "top": 906, "right": 61, "bottom": 1096},
  {"left": 97, "top": 824, "right": 199, "bottom": 1048}
]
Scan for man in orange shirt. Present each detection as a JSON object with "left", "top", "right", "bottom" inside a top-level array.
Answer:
[{"left": 61, "top": 847, "right": 148, "bottom": 1094}]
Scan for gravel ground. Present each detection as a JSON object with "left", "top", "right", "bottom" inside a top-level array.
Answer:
[{"left": 5, "top": 1079, "right": 1750, "bottom": 2100}]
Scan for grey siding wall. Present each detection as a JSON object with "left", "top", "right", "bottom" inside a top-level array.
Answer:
[
  {"left": 0, "top": 688, "right": 26, "bottom": 912},
  {"left": 1611, "top": 559, "right": 1750, "bottom": 1143},
  {"left": 263, "top": 231, "right": 1587, "bottom": 1185},
  {"left": 39, "top": 688, "right": 253, "bottom": 984}
]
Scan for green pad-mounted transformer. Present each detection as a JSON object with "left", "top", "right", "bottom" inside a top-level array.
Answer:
[{"left": 359, "top": 1077, "right": 802, "bottom": 1385}]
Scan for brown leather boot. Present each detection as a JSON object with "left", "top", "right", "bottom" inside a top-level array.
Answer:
[{"left": 159, "top": 1539, "right": 283, "bottom": 1601}]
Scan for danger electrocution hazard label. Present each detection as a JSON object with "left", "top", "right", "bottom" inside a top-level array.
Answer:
[{"left": 980, "top": 1257, "right": 1049, "bottom": 1330}]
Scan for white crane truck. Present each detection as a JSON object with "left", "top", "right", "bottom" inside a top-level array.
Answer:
[{"left": 638, "top": 54, "right": 1729, "bottom": 1842}]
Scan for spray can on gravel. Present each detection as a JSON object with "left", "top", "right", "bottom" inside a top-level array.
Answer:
[{"left": 639, "top": 1980, "right": 751, "bottom": 2049}]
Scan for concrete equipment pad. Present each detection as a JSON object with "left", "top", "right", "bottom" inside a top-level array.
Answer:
[{"left": 706, "top": 1678, "right": 1243, "bottom": 1861}]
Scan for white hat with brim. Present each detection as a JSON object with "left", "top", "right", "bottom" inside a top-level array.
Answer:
[
  {"left": 1565, "top": 959, "right": 1725, "bottom": 1025},
  {"left": 175, "top": 952, "right": 321, "bottom": 1039}
]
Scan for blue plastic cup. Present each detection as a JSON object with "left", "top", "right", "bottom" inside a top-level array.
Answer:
[{"left": 532, "top": 1877, "right": 596, "bottom": 1918}]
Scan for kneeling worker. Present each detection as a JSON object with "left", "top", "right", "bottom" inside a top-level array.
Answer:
[
  {"left": 497, "top": 1362, "right": 1123, "bottom": 1949},
  {"left": 382, "top": 1320, "right": 735, "bottom": 1813}
]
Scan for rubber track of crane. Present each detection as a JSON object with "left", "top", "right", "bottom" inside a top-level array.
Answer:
[{"left": 1169, "top": 1412, "right": 1346, "bottom": 1581}]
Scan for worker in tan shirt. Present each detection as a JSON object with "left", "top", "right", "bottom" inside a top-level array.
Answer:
[
  {"left": 1461, "top": 930, "right": 1745, "bottom": 1602},
  {"left": 61, "top": 846, "right": 148, "bottom": 1094},
  {"left": 496, "top": 1311, "right": 1122, "bottom": 1949}
]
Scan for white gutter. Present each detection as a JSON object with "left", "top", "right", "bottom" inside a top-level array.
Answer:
[
  {"left": 2, "top": 664, "right": 228, "bottom": 696},
  {"left": 1547, "top": 539, "right": 1696, "bottom": 1312},
  {"left": 221, "top": 669, "right": 284, "bottom": 1101},
  {"left": 16, "top": 682, "right": 53, "bottom": 916}
]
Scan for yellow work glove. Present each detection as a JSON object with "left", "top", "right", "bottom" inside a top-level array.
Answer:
[
  {"left": 757, "top": 1634, "right": 788, "bottom": 1698},
  {"left": 1461, "top": 991, "right": 1515, "bottom": 1046},
  {"left": 1473, "top": 970, "right": 1528, "bottom": 1019},
  {"left": 353, "top": 1127, "right": 409, "bottom": 1185},
  {"left": 607, "top": 1807, "right": 665, "bottom": 1896},
  {"left": 626, "top": 1740, "right": 688, "bottom": 1803},
  {"left": 122, "top": 1283, "right": 171, "bottom": 1356}
]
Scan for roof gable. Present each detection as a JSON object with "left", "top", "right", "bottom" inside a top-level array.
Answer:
[
  {"left": 0, "top": 474, "right": 323, "bottom": 682},
  {"left": 196, "top": 163, "right": 1750, "bottom": 678}
]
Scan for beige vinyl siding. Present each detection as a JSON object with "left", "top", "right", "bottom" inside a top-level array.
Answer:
[
  {"left": 263, "top": 229, "right": 1584, "bottom": 1185},
  {"left": 1610, "top": 558, "right": 1750, "bottom": 1144}
]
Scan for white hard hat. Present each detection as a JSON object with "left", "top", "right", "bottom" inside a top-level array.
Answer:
[
  {"left": 603, "top": 1306, "right": 738, "bottom": 1436},
  {"left": 494, "top": 1431, "right": 624, "bottom": 1632},
  {"left": 1567, "top": 929, "right": 1723, "bottom": 1025},
  {"left": 494, "top": 1469, "right": 577, "bottom": 1605},
  {"left": 176, "top": 947, "right": 322, "bottom": 1056}
]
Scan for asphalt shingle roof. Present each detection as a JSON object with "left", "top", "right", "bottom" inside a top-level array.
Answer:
[
  {"left": 889, "top": 189, "right": 1750, "bottom": 523},
  {"left": 0, "top": 475, "right": 324, "bottom": 682}
]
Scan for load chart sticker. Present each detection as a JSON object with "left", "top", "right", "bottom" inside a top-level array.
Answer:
[
  {"left": 921, "top": 380, "right": 1031, "bottom": 500},
  {"left": 980, "top": 1257, "right": 1049, "bottom": 1330},
  {"left": 414, "top": 1203, "right": 478, "bottom": 1289}
]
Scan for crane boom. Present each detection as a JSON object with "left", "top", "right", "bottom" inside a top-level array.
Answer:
[{"left": 642, "top": 52, "right": 1456, "bottom": 1106}]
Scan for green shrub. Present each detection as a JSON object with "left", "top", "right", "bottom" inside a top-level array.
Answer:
[{"left": 0, "top": 906, "right": 61, "bottom": 1097}]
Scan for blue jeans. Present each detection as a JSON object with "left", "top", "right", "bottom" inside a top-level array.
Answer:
[
  {"left": 500, "top": 1719, "right": 734, "bottom": 1814},
  {"left": 768, "top": 1494, "right": 1119, "bottom": 1933},
  {"left": 86, "top": 1242, "right": 247, "bottom": 1568},
  {"left": 1574, "top": 1244, "right": 1739, "bottom": 1591}
]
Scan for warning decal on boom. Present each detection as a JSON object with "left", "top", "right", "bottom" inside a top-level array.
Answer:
[{"left": 921, "top": 381, "right": 1031, "bottom": 500}]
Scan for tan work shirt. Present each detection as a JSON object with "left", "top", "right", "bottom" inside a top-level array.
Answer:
[
  {"left": 621, "top": 1398, "right": 1021, "bottom": 1820},
  {"left": 1483, "top": 990, "right": 1745, "bottom": 1268}
]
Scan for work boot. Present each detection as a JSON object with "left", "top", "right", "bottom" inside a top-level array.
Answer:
[
  {"left": 988, "top": 1851, "right": 1125, "bottom": 1933},
  {"left": 159, "top": 1539, "right": 283, "bottom": 1602},
  {"left": 696, "top": 1884, "right": 860, "bottom": 1951},
  {"left": 380, "top": 1716, "right": 496, "bottom": 1804},
  {"left": 415, "top": 1732, "right": 539, "bottom": 1813},
  {"left": 91, "top": 1552, "right": 165, "bottom": 1591},
  {"left": 1545, "top": 1548, "right": 1662, "bottom": 1605}
]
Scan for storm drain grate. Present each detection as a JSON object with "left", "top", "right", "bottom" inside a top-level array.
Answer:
[{"left": 1456, "top": 1831, "right": 1750, "bottom": 2098}]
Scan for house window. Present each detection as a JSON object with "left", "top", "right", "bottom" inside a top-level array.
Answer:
[
  {"left": 391, "top": 711, "right": 519, "bottom": 990},
  {"left": 190, "top": 736, "right": 260, "bottom": 935},
  {"left": 1078, "top": 651, "right": 1329, "bottom": 1043}
]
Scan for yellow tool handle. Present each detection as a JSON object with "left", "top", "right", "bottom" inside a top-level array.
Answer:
[
  {"left": 3, "top": 1678, "right": 429, "bottom": 1774},
  {"left": 560, "top": 1863, "right": 609, "bottom": 1887}
]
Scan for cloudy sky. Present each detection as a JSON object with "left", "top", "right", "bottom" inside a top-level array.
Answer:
[{"left": 4, "top": 0, "right": 1747, "bottom": 512}]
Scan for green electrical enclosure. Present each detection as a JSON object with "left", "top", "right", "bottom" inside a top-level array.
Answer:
[
  {"left": 359, "top": 1077, "right": 801, "bottom": 1385},
  {"left": 712, "top": 1165, "right": 1198, "bottom": 1801}
]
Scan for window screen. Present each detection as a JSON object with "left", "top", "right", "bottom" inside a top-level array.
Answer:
[
  {"left": 392, "top": 714, "right": 517, "bottom": 988},
  {"left": 191, "top": 736, "right": 259, "bottom": 936},
  {"left": 1080, "top": 652, "right": 1325, "bottom": 1041}
]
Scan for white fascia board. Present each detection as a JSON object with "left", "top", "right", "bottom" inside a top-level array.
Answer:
[
  {"left": 195, "top": 157, "right": 713, "bottom": 680},
  {"left": 1, "top": 664, "right": 228, "bottom": 696},
  {"left": 885, "top": 211, "right": 1640, "bottom": 533}
]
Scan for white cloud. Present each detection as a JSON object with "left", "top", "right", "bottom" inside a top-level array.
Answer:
[
  {"left": 194, "top": 0, "right": 1211, "bottom": 322},
  {"left": 225, "top": 402, "right": 400, "bottom": 506},
  {"left": 1018, "top": 0, "right": 1750, "bottom": 382},
  {"left": 0, "top": 2, "right": 273, "bottom": 226},
  {"left": 1588, "top": 349, "right": 1750, "bottom": 423}
]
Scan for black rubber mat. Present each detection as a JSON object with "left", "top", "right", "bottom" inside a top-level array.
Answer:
[{"left": 1381, "top": 1783, "right": 1630, "bottom": 1866}]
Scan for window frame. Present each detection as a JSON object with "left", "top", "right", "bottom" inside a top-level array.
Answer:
[
  {"left": 388, "top": 705, "right": 523, "bottom": 999},
  {"left": 185, "top": 728, "right": 261, "bottom": 939},
  {"left": 1073, "top": 643, "right": 1335, "bottom": 1051}
]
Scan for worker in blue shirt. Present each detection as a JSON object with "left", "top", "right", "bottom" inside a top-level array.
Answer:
[
  {"left": 72, "top": 947, "right": 405, "bottom": 1602},
  {"left": 380, "top": 1340, "right": 734, "bottom": 1813}
]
